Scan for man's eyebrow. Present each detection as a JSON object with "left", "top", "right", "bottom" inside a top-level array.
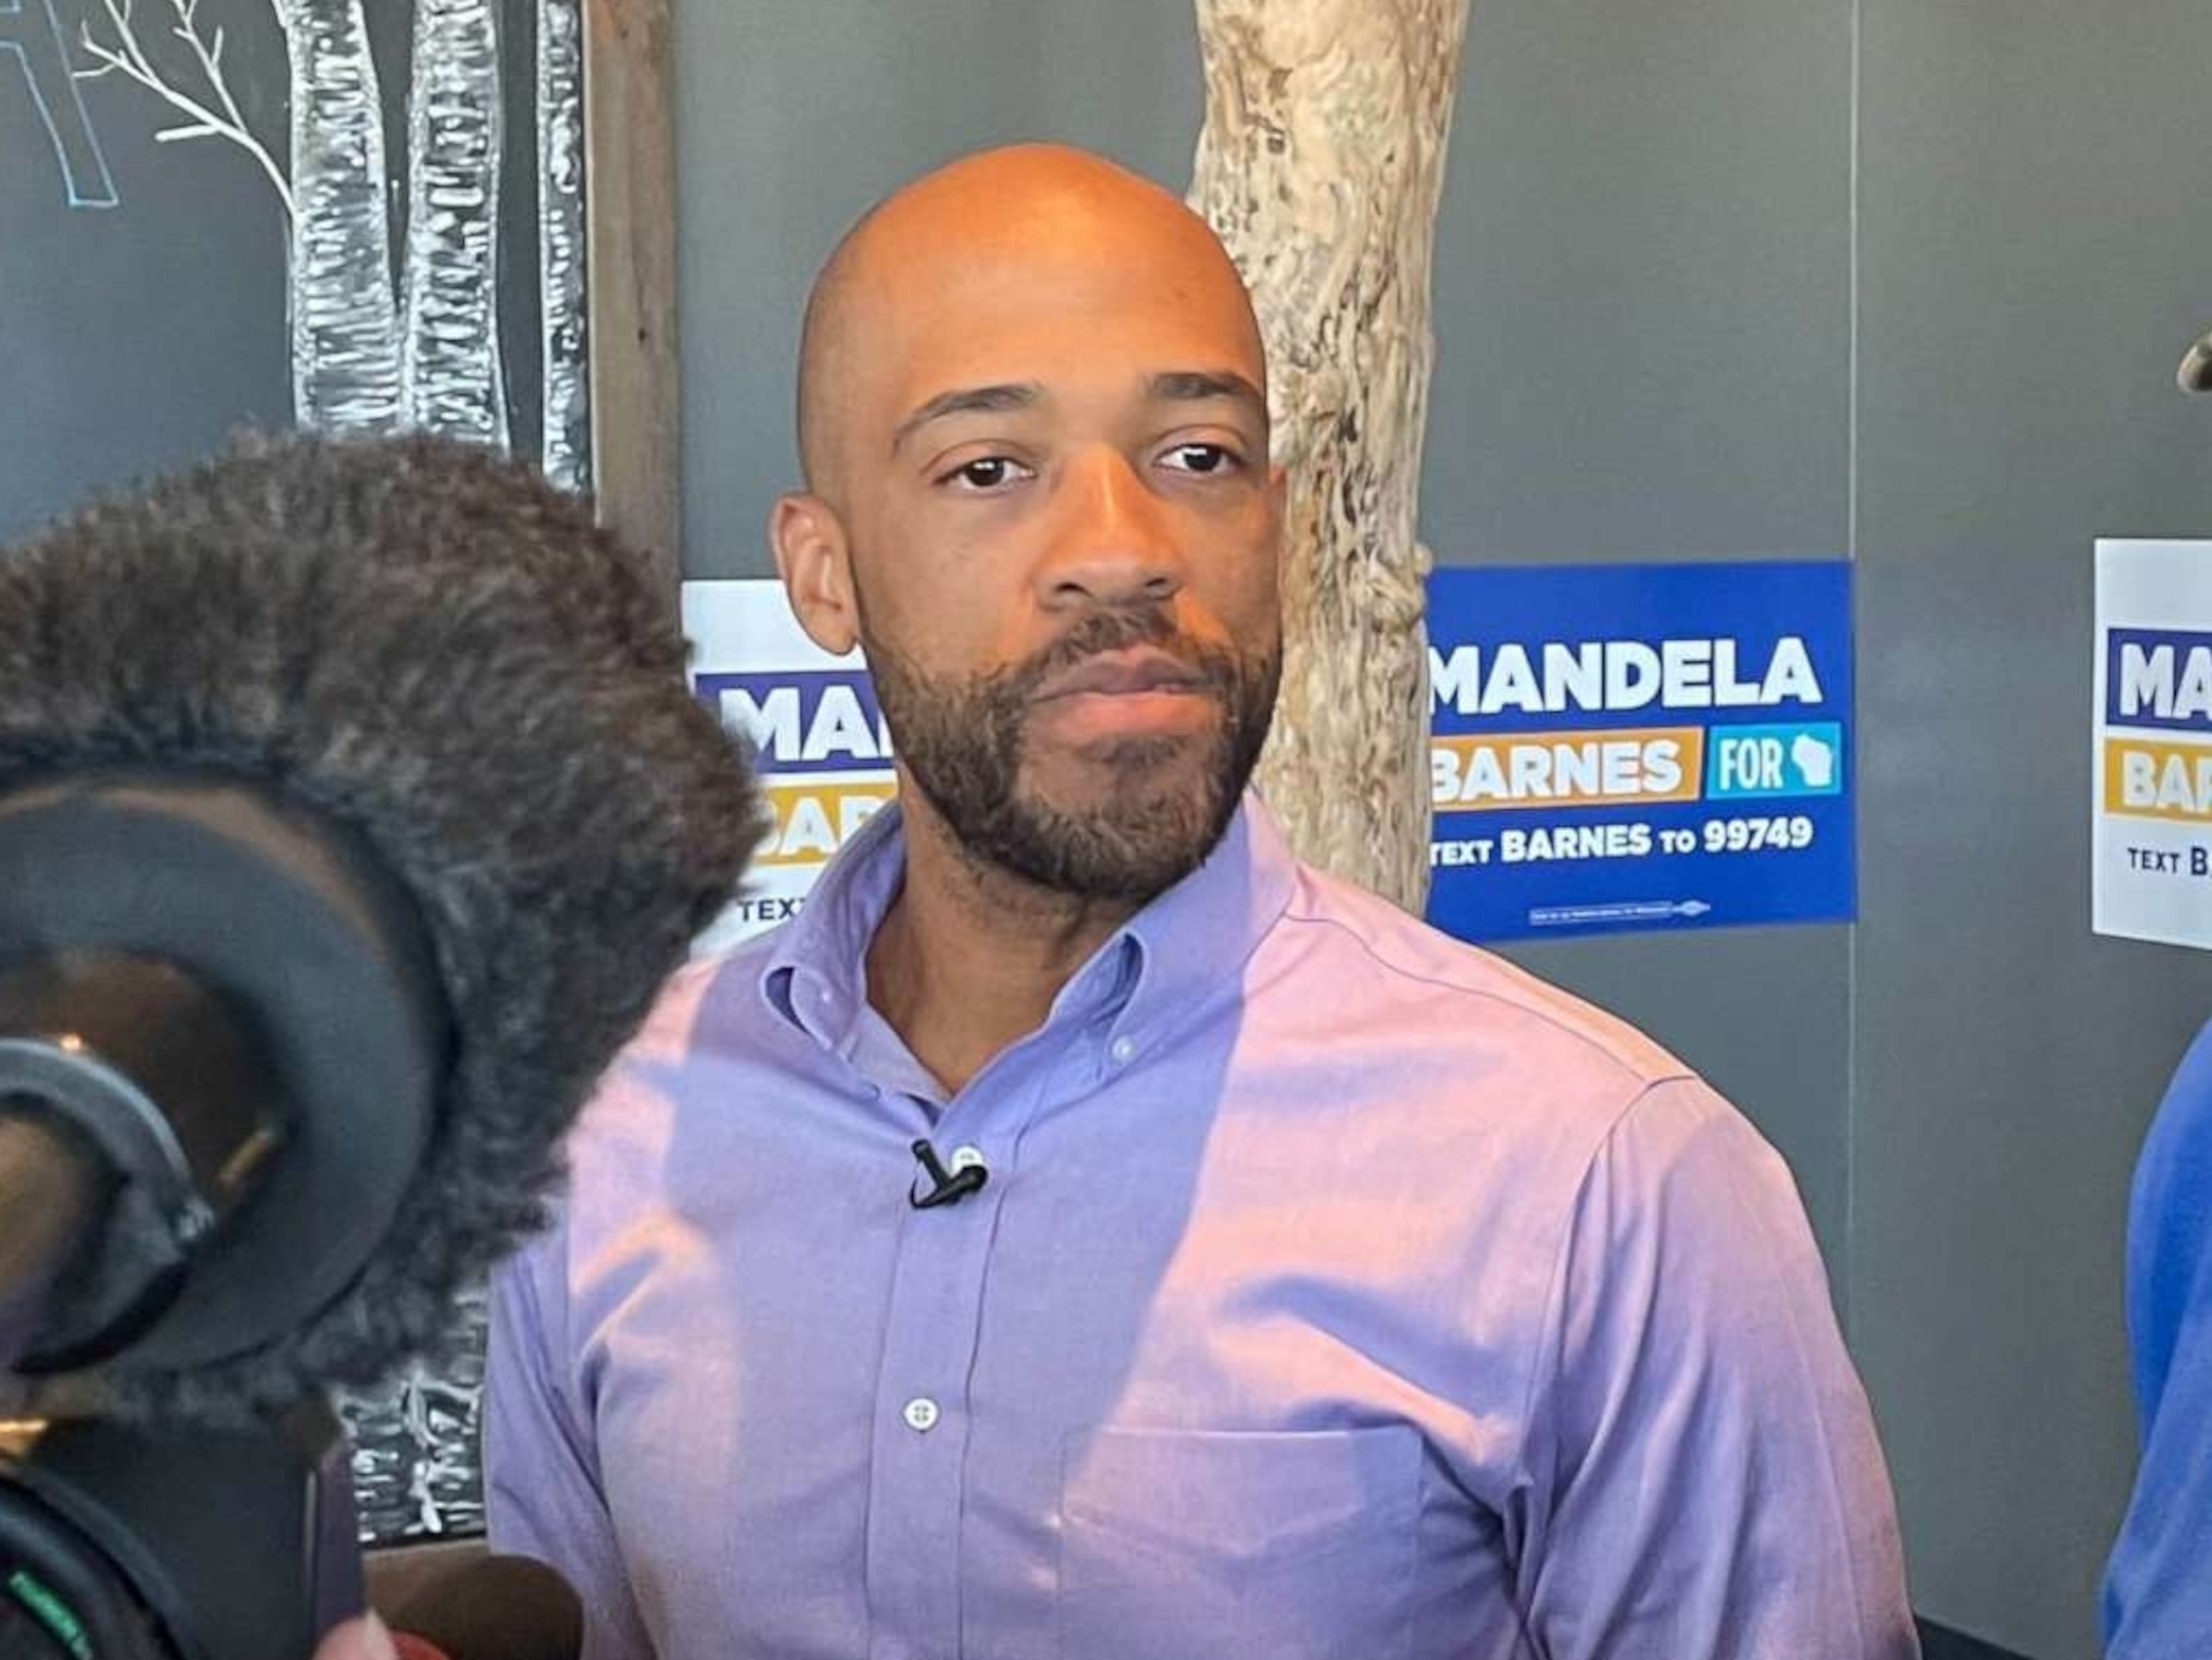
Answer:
[
  {"left": 1146, "top": 370, "right": 1268, "bottom": 421},
  {"left": 891, "top": 383, "right": 1041, "bottom": 455}
]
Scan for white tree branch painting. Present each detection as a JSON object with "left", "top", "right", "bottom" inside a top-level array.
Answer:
[{"left": 76, "top": 0, "right": 291, "bottom": 212}]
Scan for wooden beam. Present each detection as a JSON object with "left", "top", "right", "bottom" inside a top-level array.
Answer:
[{"left": 584, "top": 0, "right": 681, "bottom": 600}]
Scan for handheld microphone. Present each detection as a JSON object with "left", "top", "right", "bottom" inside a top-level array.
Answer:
[{"left": 0, "top": 432, "right": 765, "bottom": 1659}]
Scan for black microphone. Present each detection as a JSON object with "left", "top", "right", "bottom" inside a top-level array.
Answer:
[
  {"left": 0, "top": 432, "right": 765, "bottom": 1660},
  {"left": 386, "top": 1554, "right": 583, "bottom": 1660},
  {"left": 909, "top": 1138, "right": 989, "bottom": 1209}
]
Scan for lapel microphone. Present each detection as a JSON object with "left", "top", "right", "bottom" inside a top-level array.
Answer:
[{"left": 909, "top": 1140, "right": 989, "bottom": 1209}]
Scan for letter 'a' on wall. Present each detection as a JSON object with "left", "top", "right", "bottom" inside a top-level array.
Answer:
[
  {"left": 1424, "top": 562, "right": 1858, "bottom": 942},
  {"left": 2092, "top": 541, "right": 2212, "bottom": 948}
]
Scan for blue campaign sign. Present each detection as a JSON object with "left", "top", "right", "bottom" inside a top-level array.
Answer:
[
  {"left": 693, "top": 669, "right": 893, "bottom": 776},
  {"left": 1423, "top": 561, "right": 1856, "bottom": 942}
]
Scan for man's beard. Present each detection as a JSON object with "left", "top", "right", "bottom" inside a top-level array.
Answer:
[{"left": 863, "top": 607, "right": 1279, "bottom": 905}]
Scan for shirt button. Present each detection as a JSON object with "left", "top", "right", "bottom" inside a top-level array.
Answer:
[
  {"left": 1109, "top": 1037, "right": 1137, "bottom": 1065},
  {"left": 950, "top": 1145, "right": 986, "bottom": 1173},
  {"left": 902, "top": 1397, "right": 940, "bottom": 1433}
]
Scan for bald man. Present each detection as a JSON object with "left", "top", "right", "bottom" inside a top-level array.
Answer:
[{"left": 477, "top": 145, "right": 1917, "bottom": 1660}]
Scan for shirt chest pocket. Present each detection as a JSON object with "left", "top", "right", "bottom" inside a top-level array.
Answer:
[{"left": 1056, "top": 1425, "right": 1421, "bottom": 1660}]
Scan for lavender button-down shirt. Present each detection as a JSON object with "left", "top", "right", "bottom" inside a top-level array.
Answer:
[{"left": 485, "top": 798, "right": 1916, "bottom": 1660}]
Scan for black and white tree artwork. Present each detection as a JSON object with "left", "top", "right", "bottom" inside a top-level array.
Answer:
[
  {"left": 50, "top": 0, "right": 593, "bottom": 1541},
  {"left": 71, "top": 0, "right": 589, "bottom": 468},
  {"left": 536, "top": 0, "right": 586, "bottom": 489},
  {"left": 403, "top": 0, "right": 506, "bottom": 445},
  {"left": 272, "top": 0, "right": 403, "bottom": 430}
]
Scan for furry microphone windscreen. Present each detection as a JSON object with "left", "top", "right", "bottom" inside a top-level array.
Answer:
[{"left": 0, "top": 432, "right": 766, "bottom": 1420}]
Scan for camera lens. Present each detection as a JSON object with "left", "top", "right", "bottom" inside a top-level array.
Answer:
[{"left": 0, "top": 1507, "right": 174, "bottom": 1660}]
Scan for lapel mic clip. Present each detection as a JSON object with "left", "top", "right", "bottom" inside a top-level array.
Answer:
[{"left": 909, "top": 1138, "right": 989, "bottom": 1210}]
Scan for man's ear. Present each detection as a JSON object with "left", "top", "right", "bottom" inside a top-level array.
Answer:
[{"left": 770, "top": 492, "right": 861, "bottom": 656}]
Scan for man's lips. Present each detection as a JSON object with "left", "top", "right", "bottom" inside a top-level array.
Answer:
[{"left": 1034, "top": 648, "right": 1208, "bottom": 701}]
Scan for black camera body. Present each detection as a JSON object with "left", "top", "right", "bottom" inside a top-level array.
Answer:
[
  {"left": 0, "top": 772, "right": 439, "bottom": 1660},
  {"left": 0, "top": 1407, "right": 361, "bottom": 1660}
]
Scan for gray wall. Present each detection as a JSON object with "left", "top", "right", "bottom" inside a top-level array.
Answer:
[
  {"left": 674, "top": 0, "right": 1205, "bottom": 570},
  {"left": 670, "top": 1, "right": 2212, "bottom": 1654},
  {"left": 1431, "top": 0, "right": 1857, "bottom": 1319},
  {"left": 1853, "top": 2, "right": 2212, "bottom": 1652}
]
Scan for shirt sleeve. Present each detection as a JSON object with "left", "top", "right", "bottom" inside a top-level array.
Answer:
[
  {"left": 1513, "top": 1077, "right": 1918, "bottom": 1660},
  {"left": 482, "top": 1219, "right": 656, "bottom": 1660},
  {"left": 2103, "top": 1018, "right": 2212, "bottom": 1658}
]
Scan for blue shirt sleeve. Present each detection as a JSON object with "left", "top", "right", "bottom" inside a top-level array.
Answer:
[
  {"left": 483, "top": 1219, "right": 657, "bottom": 1660},
  {"left": 1517, "top": 1079, "right": 1918, "bottom": 1659},
  {"left": 2104, "top": 1016, "right": 2212, "bottom": 1657}
]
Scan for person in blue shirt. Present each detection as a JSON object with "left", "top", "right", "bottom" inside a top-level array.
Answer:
[
  {"left": 319, "top": 140, "right": 1917, "bottom": 1660},
  {"left": 2105, "top": 1016, "right": 2212, "bottom": 1656}
]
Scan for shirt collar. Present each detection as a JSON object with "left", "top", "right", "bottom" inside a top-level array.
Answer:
[
  {"left": 760, "top": 798, "right": 907, "bottom": 1048},
  {"left": 761, "top": 792, "right": 1300, "bottom": 1058}
]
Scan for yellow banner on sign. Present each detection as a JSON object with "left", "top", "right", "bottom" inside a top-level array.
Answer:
[
  {"left": 1430, "top": 726, "right": 1706, "bottom": 812},
  {"left": 2103, "top": 735, "right": 2212, "bottom": 821},
  {"left": 758, "top": 777, "right": 899, "bottom": 865}
]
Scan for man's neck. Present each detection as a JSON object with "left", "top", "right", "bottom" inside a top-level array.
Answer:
[{"left": 865, "top": 800, "right": 1138, "bottom": 1097}]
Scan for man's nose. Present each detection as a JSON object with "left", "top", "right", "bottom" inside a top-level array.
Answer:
[{"left": 1037, "top": 447, "right": 1184, "bottom": 609}]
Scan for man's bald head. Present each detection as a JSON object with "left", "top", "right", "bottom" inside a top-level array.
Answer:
[
  {"left": 770, "top": 143, "right": 1285, "bottom": 905},
  {"left": 794, "top": 144, "right": 1267, "bottom": 502}
]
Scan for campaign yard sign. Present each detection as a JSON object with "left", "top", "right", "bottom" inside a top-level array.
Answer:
[
  {"left": 683, "top": 579, "right": 897, "bottom": 948},
  {"left": 1424, "top": 561, "right": 1856, "bottom": 943},
  {"left": 2092, "top": 540, "right": 2212, "bottom": 949}
]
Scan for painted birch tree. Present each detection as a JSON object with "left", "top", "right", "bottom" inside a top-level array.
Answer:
[
  {"left": 73, "top": 0, "right": 554, "bottom": 453},
  {"left": 68, "top": 0, "right": 590, "bottom": 1541},
  {"left": 401, "top": 0, "right": 506, "bottom": 446},
  {"left": 538, "top": 0, "right": 588, "bottom": 490},
  {"left": 78, "top": 0, "right": 403, "bottom": 430},
  {"left": 272, "top": 0, "right": 401, "bottom": 431}
]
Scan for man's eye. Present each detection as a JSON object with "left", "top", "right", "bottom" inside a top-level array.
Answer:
[
  {"left": 944, "top": 457, "right": 1027, "bottom": 490},
  {"left": 1162, "top": 443, "right": 1238, "bottom": 475}
]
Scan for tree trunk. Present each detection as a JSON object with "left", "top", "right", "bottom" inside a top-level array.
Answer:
[
  {"left": 538, "top": 0, "right": 590, "bottom": 490},
  {"left": 401, "top": 0, "right": 508, "bottom": 448},
  {"left": 275, "top": 0, "right": 401, "bottom": 432},
  {"left": 1187, "top": 0, "right": 1471, "bottom": 914}
]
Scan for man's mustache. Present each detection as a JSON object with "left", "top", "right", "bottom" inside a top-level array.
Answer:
[{"left": 999, "top": 609, "right": 1244, "bottom": 702}]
